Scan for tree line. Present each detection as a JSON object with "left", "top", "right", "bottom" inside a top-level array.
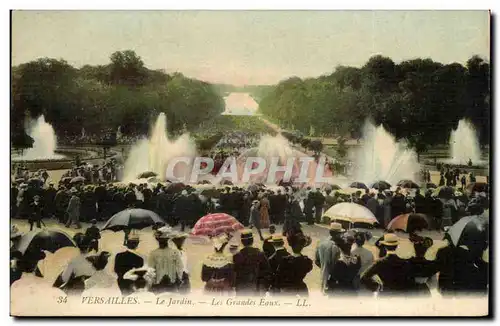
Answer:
[
  {"left": 258, "top": 55, "right": 490, "bottom": 155},
  {"left": 11, "top": 50, "right": 225, "bottom": 144}
]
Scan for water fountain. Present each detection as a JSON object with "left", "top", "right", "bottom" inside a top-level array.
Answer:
[
  {"left": 12, "top": 115, "right": 65, "bottom": 161},
  {"left": 123, "top": 113, "right": 198, "bottom": 182},
  {"left": 449, "top": 119, "right": 483, "bottom": 166},
  {"left": 350, "top": 121, "right": 420, "bottom": 186}
]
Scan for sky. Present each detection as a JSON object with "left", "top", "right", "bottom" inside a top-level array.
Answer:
[{"left": 11, "top": 10, "right": 490, "bottom": 85}]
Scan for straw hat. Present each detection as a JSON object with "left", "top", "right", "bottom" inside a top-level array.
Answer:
[
  {"left": 379, "top": 233, "right": 399, "bottom": 246},
  {"left": 329, "top": 222, "right": 346, "bottom": 233},
  {"left": 170, "top": 230, "right": 189, "bottom": 239},
  {"left": 156, "top": 226, "right": 173, "bottom": 239}
]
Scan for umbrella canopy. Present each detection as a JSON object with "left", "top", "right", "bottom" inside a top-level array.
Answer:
[
  {"left": 147, "top": 177, "right": 160, "bottom": 183},
  {"left": 198, "top": 180, "right": 212, "bottom": 185},
  {"left": 370, "top": 181, "right": 391, "bottom": 191},
  {"left": 433, "top": 186, "right": 455, "bottom": 200},
  {"left": 387, "top": 213, "right": 432, "bottom": 233},
  {"left": 323, "top": 202, "right": 377, "bottom": 225},
  {"left": 425, "top": 182, "right": 438, "bottom": 189},
  {"left": 349, "top": 182, "right": 368, "bottom": 190},
  {"left": 466, "top": 182, "right": 489, "bottom": 195},
  {"left": 397, "top": 180, "right": 420, "bottom": 189},
  {"left": 137, "top": 171, "right": 158, "bottom": 179},
  {"left": 191, "top": 213, "right": 244, "bottom": 237},
  {"left": 61, "top": 177, "right": 72, "bottom": 183},
  {"left": 102, "top": 208, "right": 166, "bottom": 231},
  {"left": 28, "top": 178, "right": 43, "bottom": 186},
  {"left": 16, "top": 230, "right": 76, "bottom": 256},
  {"left": 70, "top": 176, "right": 85, "bottom": 184},
  {"left": 15, "top": 177, "right": 25, "bottom": 183},
  {"left": 446, "top": 215, "right": 488, "bottom": 248},
  {"left": 323, "top": 184, "right": 341, "bottom": 191},
  {"left": 220, "top": 179, "right": 234, "bottom": 186}
]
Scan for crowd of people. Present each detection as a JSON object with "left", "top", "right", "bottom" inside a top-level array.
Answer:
[
  {"left": 10, "top": 216, "right": 488, "bottom": 299},
  {"left": 10, "top": 141, "right": 490, "bottom": 302}
]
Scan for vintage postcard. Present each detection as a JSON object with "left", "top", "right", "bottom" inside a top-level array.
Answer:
[{"left": 10, "top": 10, "right": 490, "bottom": 317}]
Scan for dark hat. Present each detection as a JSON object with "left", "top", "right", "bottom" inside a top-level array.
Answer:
[
  {"left": 240, "top": 229, "right": 253, "bottom": 240},
  {"left": 90, "top": 219, "right": 97, "bottom": 224}
]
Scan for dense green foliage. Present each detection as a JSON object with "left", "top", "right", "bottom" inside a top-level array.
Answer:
[
  {"left": 259, "top": 55, "right": 490, "bottom": 154},
  {"left": 11, "top": 50, "right": 225, "bottom": 139}
]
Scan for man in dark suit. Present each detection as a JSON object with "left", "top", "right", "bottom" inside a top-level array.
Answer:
[
  {"left": 114, "top": 233, "right": 144, "bottom": 296},
  {"left": 233, "top": 230, "right": 271, "bottom": 296},
  {"left": 361, "top": 233, "right": 414, "bottom": 296},
  {"left": 267, "top": 235, "right": 291, "bottom": 293}
]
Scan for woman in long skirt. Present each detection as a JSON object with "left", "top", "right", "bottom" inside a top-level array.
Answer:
[{"left": 259, "top": 195, "right": 270, "bottom": 229}]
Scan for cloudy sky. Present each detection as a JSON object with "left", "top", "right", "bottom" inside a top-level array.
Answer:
[{"left": 12, "top": 10, "right": 490, "bottom": 85}]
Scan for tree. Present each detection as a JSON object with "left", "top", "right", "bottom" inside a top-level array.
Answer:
[{"left": 109, "top": 50, "right": 148, "bottom": 87}]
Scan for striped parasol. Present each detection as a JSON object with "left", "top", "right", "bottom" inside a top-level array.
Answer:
[{"left": 191, "top": 213, "right": 244, "bottom": 237}]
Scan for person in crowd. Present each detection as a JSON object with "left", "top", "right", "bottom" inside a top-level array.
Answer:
[
  {"left": 315, "top": 222, "right": 345, "bottom": 293},
  {"left": 366, "top": 192, "right": 378, "bottom": 217},
  {"left": 148, "top": 227, "right": 184, "bottom": 294},
  {"left": 123, "top": 267, "right": 157, "bottom": 301},
  {"left": 351, "top": 231, "right": 374, "bottom": 292},
  {"left": 249, "top": 200, "right": 264, "bottom": 241},
  {"left": 85, "top": 219, "right": 101, "bottom": 252},
  {"left": 407, "top": 233, "right": 435, "bottom": 297},
  {"left": 259, "top": 193, "right": 271, "bottom": 229},
  {"left": 65, "top": 188, "right": 81, "bottom": 229},
  {"left": 114, "top": 233, "right": 145, "bottom": 296},
  {"left": 267, "top": 234, "right": 291, "bottom": 293},
  {"left": 170, "top": 231, "right": 190, "bottom": 294},
  {"left": 327, "top": 233, "right": 361, "bottom": 296},
  {"left": 84, "top": 251, "right": 118, "bottom": 292},
  {"left": 361, "top": 233, "right": 414, "bottom": 297},
  {"left": 304, "top": 189, "right": 315, "bottom": 225},
  {"left": 262, "top": 224, "right": 277, "bottom": 258},
  {"left": 43, "top": 183, "right": 57, "bottom": 219},
  {"left": 55, "top": 233, "right": 96, "bottom": 295},
  {"left": 313, "top": 188, "right": 325, "bottom": 224},
  {"left": 233, "top": 229, "right": 270, "bottom": 296},
  {"left": 275, "top": 233, "right": 313, "bottom": 296},
  {"left": 29, "top": 195, "right": 44, "bottom": 231},
  {"left": 201, "top": 233, "right": 234, "bottom": 295}
]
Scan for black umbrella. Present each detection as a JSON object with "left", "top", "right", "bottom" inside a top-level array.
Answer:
[
  {"left": 370, "top": 181, "right": 391, "bottom": 191},
  {"left": 28, "top": 178, "right": 43, "bottom": 186},
  {"left": 101, "top": 208, "right": 166, "bottom": 231},
  {"left": 15, "top": 230, "right": 76, "bottom": 256},
  {"left": 426, "top": 182, "right": 438, "bottom": 189},
  {"left": 70, "top": 176, "right": 85, "bottom": 184},
  {"left": 397, "top": 180, "right": 420, "bottom": 189},
  {"left": 198, "top": 180, "right": 212, "bottom": 185},
  {"left": 349, "top": 182, "right": 368, "bottom": 190},
  {"left": 446, "top": 215, "right": 488, "bottom": 248},
  {"left": 437, "top": 186, "right": 455, "bottom": 200},
  {"left": 137, "top": 171, "right": 158, "bottom": 179}
]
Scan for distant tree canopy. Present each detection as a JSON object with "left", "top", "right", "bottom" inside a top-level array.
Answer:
[
  {"left": 11, "top": 50, "right": 225, "bottom": 138},
  {"left": 259, "top": 55, "right": 490, "bottom": 152}
]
